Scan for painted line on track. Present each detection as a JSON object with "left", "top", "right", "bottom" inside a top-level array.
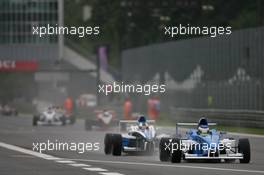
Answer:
[
  {"left": 0, "top": 141, "right": 125, "bottom": 175},
  {"left": 56, "top": 160, "right": 76, "bottom": 164},
  {"left": 69, "top": 163, "right": 91, "bottom": 167},
  {"left": 83, "top": 167, "right": 108, "bottom": 171},
  {"left": 99, "top": 173, "right": 124, "bottom": 175}
]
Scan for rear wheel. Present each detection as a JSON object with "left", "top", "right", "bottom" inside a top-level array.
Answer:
[
  {"left": 33, "top": 115, "right": 38, "bottom": 126},
  {"left": 238, "top": 138, "right": 250, "bottom": 163},
  {"left": 171, "top": 138, "right": 182, "bottom": 163},
  {"left": 159, "top": 138, "right": 170, "bottom": 161},
  {"left": 61, "top": 117, "right": 66, "bottom": 126},
  {"left": 85, "top": 119, "right": 92, "bottom": 131},
  {"left": 104, "top": 134, "right": 113, "bottom": 155},
  {"left": 112, "top": 134, "right": 122, "bottom": 156},
  {"left": 70, "top": 115, "right": 76, "bottom": 124}
]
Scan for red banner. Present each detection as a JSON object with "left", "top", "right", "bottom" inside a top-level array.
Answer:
[{"left": 0, "top": 60, "right": 38, "bottom": 71}]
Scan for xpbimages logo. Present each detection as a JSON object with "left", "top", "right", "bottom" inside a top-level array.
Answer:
[
  {"left": 164, "top": 139, "right": 231, "bottom": 154},
  {"left": 32, "top": 24, "right": 100, "bottom": 37},
  {"left": 98, "top": 82, "right": 166, "bottom": 96},
  {"left": 32, "top": 140, "right": 100, "bottom": 154}
]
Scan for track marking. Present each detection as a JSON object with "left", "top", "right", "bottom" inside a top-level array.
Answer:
[
  {"left": 99, "top": 173, "right": 124, "bottom": 175},
  {"left": 0, "top": 141, "right": 125, "bottom": 175},
  {"left": 69, "top": 158, "right": 264, "bottom": 174},
  {"left": 0, "top": 142, "right": 60, "bottom": 160},
  {"left": 43, "top": 157, "right": 62, "bottom": 160},
  {"left": 69, "top": 163, "right": 91, "bottom": 167},
  {"left": 56, "top": 160, "right": 76, "bottom": 164},
  {"left": 83, "top": 167, "right": 108, "bottom": 171}
]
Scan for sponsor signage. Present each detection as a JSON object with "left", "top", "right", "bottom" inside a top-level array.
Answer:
[{"left": 0, "top": 60, "right": 38, "bottom": 71}]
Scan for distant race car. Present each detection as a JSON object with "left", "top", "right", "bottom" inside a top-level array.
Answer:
[
  {"left": 104, "top": 116, "right": 159, "bottom": 156},
  {"left": 0, "top": 104, "right": 18, "bottom": 116},
  {"left": 85, "top": 110, "right": 118, "bottom": 130},
  {"left": 159, "top": 118, "right": 250, "bottom": 163},
  {"left": 33, "top": 106, "right": 68, "bottom": 126}
]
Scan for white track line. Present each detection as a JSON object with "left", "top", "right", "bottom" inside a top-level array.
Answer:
[
  {"left": 99, "top": 173, "right": 124, "bottom": 175},
  {"left": 69, "top": 158, "right": 264, "bottom": 174},
  {"left": 56, "top": 160, "right": 76, "bottom": 164},
  {"left": 43, "top": 157, "right": 62, "bottom": 160},
  {"left": 83, "top": 167, "right": 108, "bottom": 171},
  {"left": 0, "top": 142, "right": 60, "bottom": 160},
  {"left": 0, "top": 141, "right": 123, "bottom": 175},
  {"left": 69, "top": 163, "right": 91, "bottom": 167}
]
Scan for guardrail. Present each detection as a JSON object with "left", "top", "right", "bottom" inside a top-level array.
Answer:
[{"left": 170, "top": 107, "right": 264, "bottom": 128}]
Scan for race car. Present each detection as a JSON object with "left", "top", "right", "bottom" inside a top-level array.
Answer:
[
  {"left": 159, "top": 118, "right": 250, "bottom": 163},
  {"left": 33, "top": 106, "right": 66, "bottom": 126},
  {"left": 0, "top": 104, "right": 18, "bottom": 116},
  {"left": 104, "top": 116, "right": 158, "bottom": 156},
  {"left": 85, "top": 110, "right": 118, "bottom": 130}
]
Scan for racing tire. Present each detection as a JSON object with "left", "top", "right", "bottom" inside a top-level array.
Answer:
[
  {"left": 146, "top": 142, "right": 155, "bottom": 155},
  {"left": 14, "top": 111, "right": 18, "bottom": 117},
  {"left": 238, "top": 138, "right": 250, "bottom": 163},
  {"left": 112, "top": 134, "right": 122, "bottom": 156},
  {"left": 104, "top": 133, "right": 113, "bottom": 155},
  {"left": 159, "top": 138, "right": 171, "bottom": 161},
  {"left": 61, "top": 117, "right": 66, "bottom": 126},
  {"left": 171, "top": 138, "right": 182, "bottom": 163},
  {"left": 33, "top": 115, "right": 38, "bottom": 126},
  {"left": 70, "top": 115, "right": 76, "bottom": 124},
  {"left": 85, "top": 119, "right": 92, "bottom": 131}
]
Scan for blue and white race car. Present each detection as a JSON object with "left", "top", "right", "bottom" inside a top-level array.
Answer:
[
  {"left": 104, "top": 116, "right": 158, "bottom": 156},
  {"left": 159, "top": 118, "right": 250, "bottom": 163}
]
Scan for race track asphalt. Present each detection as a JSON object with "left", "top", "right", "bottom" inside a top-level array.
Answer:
[{"left": 0, "top": 115, "right": 264, "bottom": 175}]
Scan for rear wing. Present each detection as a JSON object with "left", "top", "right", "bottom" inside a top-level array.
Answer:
[
  {"left": 119, "top": 120, "right": 156, "bottom": 132},
  {"left": 176, "top": 122, "right": 217, "bottom": 136}
]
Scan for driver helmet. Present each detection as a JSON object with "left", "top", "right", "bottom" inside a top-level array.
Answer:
[
  {"left": 102, "top": 109, "right": 110, "bottom": 117},
  {"left": 198, "top": 117, "right": 209, "bottom": 135},
  {"left": 138, "top": 116, "right": 148, "bottom": 130}
]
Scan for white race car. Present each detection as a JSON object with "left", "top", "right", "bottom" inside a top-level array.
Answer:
[
  {"left": 33, "top": 106, "right": 66, "bottom": 126},
  {"left": 104, "top": 116, "right": 162, "bottom": 156},
  {"left": 0, "top": 104, "right": 18, "bottom": 116},
  {"left": 85, "top": 110, "right": 118, "bottom": 130}
]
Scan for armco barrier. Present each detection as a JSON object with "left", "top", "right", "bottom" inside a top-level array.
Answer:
[{"left": 170, "top": 107, "right": 264, "bottom": 128}]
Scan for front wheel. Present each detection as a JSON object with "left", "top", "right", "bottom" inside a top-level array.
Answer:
[
  {"left": 171, "top": 138, "right": 182, "bottom": 163},
  {"left": 159, "top": 138, "right": 170, "bottom": 161},
  {"left": 112, "top": 134, "right": 122, "bottom": 156},
  {"left": 104, "top": 134, "right": 113, "bottom": 155},
  {"left": 238, "top": 138, "right": 250, "bottom": 163},
  {"left": 60, "top": 117, "right": 66, "bottom": 126}
]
